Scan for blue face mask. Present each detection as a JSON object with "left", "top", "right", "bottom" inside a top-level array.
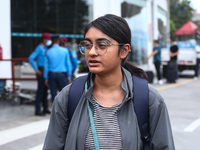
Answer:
[{"left": 46, "top": 40, "right": 52, "bottom": 46}]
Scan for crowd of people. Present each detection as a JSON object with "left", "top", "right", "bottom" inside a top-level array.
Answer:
[
  {"left": 29, "top": 31, "right": 200, "bottom": 117},
  {"left": 148, "top": 38, "right": 180, "bottom": 84},
  {"left": 148, "top": 37, "right": 200, "bottom": 84},
  {"left": 29, "top": 33, "right": 79, "bottom": 116},
  {"left": 28, "top": 30, "right": 200, "bottom": 118}
]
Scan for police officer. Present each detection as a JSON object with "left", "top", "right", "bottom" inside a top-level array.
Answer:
[
  {"left": 44, "top": 34, "right": 72, "bottom": 102},
  {"left": 29, "top": 32, "right": 52, "bottom": 116},
  {"left": 60, "top": 37, "right": 78, "bottom": 81}
]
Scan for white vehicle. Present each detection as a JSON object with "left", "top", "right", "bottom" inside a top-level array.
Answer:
[{"left": 161, "top": 40, "right": 197, "bottom": 77}]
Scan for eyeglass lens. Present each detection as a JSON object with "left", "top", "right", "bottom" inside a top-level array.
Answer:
[{"left": 78, "top": 40, "right": 107, "bottom": 55}]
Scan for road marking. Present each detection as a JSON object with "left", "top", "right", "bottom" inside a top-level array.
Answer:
[
  {"left": 156, "top": 79, "right": 194, "bottom": 91},
  {"left": 0, "top": 119, "right": 49, "bottom": 146},
  {"left": 184, "top": 117, "right": 200, "bottom": 132},
  {"left": 27, "top": 144, "right": 43, "bottom": 150}
]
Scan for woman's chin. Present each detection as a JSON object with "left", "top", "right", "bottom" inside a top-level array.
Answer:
[{"left": 88, "top": 67, "right": 103, "bottom": 74}]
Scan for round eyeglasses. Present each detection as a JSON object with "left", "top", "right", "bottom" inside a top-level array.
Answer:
[{"left": 78, "top": 40, "right": 124, "bottom": 55}]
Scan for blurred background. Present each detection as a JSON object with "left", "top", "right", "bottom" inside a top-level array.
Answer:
[{"left": 0, "top": 0, "right": 200, "bottom": 150}]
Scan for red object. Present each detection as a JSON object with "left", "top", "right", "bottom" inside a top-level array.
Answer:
[
  {"left": 0, "top": 58, "right": 36, "bottom": 92},
  {"left": 0, "top": 45, "right": 3, "bottom": 60},
  {"left": 174, "top": 21, "right": 198, "bottom": 35},
  {"left": 60, "top": 37, "right": 68, "bottom": 42},
  {"left": 178, "top": 61, "right": 185, "bottom": 65},
  {"left": 41, "top": 32, "right": 51, "bottom": 39}
]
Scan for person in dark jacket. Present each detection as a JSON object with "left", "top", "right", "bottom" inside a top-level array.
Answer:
[
  {"left": 43, "top": 14, "right": 175, "bottom": 150},
  {"left": 169, "top": 38, "right": 179, "bottom": 82}
]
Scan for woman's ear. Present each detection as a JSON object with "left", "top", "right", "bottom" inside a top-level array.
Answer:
[{"left": 120, "top": 44, "right": 130, "bottom": 59}]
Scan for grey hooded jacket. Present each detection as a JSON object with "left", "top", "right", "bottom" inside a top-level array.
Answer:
[{"left": 43, "top": 68, "right": 175, "bottom": 150}]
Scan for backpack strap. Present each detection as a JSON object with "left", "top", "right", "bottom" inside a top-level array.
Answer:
[
  {"left": 68, "top": 75, "right": 88, "bottom": 122},
  {"left": 68, "top": 74, "right": 150, "bottom": 150},
  {"left": 132, "top": 75, "right": 150, "bottom": 150}
]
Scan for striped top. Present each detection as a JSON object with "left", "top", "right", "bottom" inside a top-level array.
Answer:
[{"left": 84, "top": 95, "right": 123, "bottom": 150}]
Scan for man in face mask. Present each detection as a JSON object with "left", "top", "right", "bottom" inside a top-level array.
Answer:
[{"left": 29, "top": 32, "right": 51, "bottom": 116}]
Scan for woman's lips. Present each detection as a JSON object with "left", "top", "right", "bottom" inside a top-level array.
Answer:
[{"left": 88, "top": 60, "right": 101, "bottom": 67}]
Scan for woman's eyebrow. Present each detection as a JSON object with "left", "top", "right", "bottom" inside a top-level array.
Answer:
[
  {"left": 84, "top": 38, "right": 92, "bottom": 42},
  {"left": 84, "top": 38, "right": 111, "bottom": 42},
  {"left": 97, "top": 38, "right": 111, "bottom": 42}
]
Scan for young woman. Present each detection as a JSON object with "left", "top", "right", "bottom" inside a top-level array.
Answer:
[{"left": 43, "top": 14, "right": 175, "bottom": 150}]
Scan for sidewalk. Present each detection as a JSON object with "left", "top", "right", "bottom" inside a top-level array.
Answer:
[
  {"left": 0, "top": 100, "right": 49, "bottom": 129},
  {"left": 0, "top": 73, "right": 198, "bottom": 150},
  {"left": 0, "top": 73, "right": 194, "bottom": 124}
]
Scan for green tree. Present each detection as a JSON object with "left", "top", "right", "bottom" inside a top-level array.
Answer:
[
  {"left": 170, "top": 20, "right": 177, "bottom": 38},
  {"left": 170, "top": 0, "right": 194, "bottom": 31}
]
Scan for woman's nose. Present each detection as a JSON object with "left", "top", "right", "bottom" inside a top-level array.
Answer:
[{"left": 89, "top": 44, "right": 98, "bottom": 55}]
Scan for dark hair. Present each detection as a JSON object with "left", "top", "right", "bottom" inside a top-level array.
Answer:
[
  {"left": 153, "top": 40, "right": 159, "bottom": 44},
  {"left": 84, "top": 14, "right": 148, "bottom": 81},
  {"left": 47, "top": 35, "right": 60, "bottom": 49},
  {"left": 47, "top": 35, "right": 60, "bottom": 50},
  {"left": 170, "top": 37, "right": 175, "bottom": 42},
  {"left": 52, "top": 37, "right": 60, "bottom": 43},
  {"left": 60, "top": 39, "right": 66, "bottom": 47}
]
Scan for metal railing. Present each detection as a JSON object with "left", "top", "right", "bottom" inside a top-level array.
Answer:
[{"left": 0, "top": 58, "right": 36, "bottom": 93}]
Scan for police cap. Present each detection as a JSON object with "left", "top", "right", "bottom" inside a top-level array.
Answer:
[
  {"left": 60, "top": 37, "right": 68, "bottom": 42},
  {"left": 41, "top": 32, "right": 51, "bottom": 39}
]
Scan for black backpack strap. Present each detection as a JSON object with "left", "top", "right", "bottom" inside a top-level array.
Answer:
[
  {"left": 68, "top": 75, "right": 88, "bottom": 122},
  {"left": 132, "top": 75, "right": 150, "bottom": 150}
]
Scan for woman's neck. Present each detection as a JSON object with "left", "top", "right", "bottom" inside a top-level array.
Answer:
[
  {"left": 92, "top": 68, "right": 124, "bottom": 107},
  {"left": 94, "top": 69, "right": 123, "bottom": 91}
]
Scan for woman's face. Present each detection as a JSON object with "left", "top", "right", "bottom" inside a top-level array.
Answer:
[{"left": 84, "top": 27, "right": 128, "bottom": 76}]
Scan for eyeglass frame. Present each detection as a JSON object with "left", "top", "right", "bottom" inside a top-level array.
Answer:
[{"left": 78, "top": 40, "right": 125, "bottom": 55}]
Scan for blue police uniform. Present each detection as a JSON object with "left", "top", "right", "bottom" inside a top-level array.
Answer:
[
  {"left": 29, "top": 43, "right": 48, "bottom": 114},
  {"left": 44, "top": 44, "right": 72, "bottom": 101},
  {"left": 67, "top": 47, "right": 78, "bottom": 80}
]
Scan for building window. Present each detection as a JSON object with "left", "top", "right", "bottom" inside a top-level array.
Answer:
[
  {"left": 157, "top": 6, "right": 167, "bottom": 48},
  {"left": 11, "top": 0, "right": 89, "bottom": 58},
  {"left": 121, "top": 0, "right": 148, "bottom": 65}
]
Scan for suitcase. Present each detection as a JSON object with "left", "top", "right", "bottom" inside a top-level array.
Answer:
[
  {"left": 162, "top": 65, "right": 167, "bottom": 78},
  {"left": 166, "top": 60, "right": 177, "bottom": 83},
  {"left": 145, "top": 71, "right": 154, "bottom": 83},
  {"left": 166, "top": 70, "right": 176, "bottom": 83}
]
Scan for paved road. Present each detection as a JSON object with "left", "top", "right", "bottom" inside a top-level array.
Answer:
[
  {"left": 157, "top": 78, "right": 200, "bottom": 150},
  {"left": 0, "top": 76, "right": 199, "bottom": 150}
]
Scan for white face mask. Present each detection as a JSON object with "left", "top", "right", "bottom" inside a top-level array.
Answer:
[{"left": 46, "top": 40, "right": 52, "bottom": 46}]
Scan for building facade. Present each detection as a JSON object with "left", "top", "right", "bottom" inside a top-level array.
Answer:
[{"left": 0, "top": 0, "right": 169, "bottom": 78}]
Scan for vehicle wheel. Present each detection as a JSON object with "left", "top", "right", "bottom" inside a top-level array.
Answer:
[{"left": 12, "top": 96, "right": 21, "bottom": 105}]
